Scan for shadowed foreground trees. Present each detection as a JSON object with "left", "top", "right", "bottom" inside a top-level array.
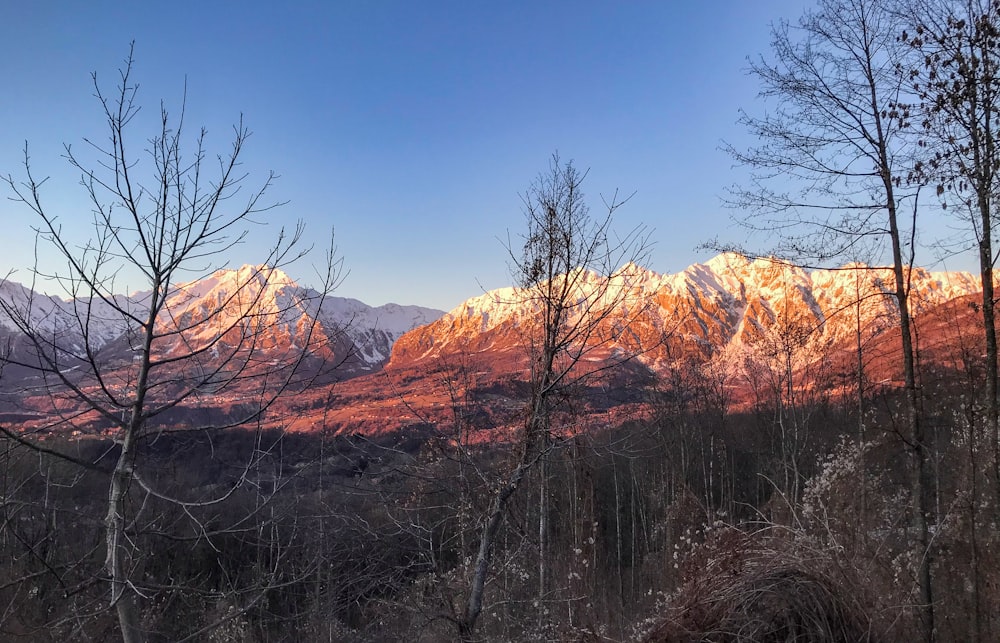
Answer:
[
  {"left": 902, "top": 17, "right": 1000, "bottom": 634},
  {"left": 720, "top": 1, "right": 1000, "bottom": 640},
  {"left": 3, "top": 281, "right": 998, "bottom": 641},
  {"left": 1, "top": 47, "right": 340, "bottom": 641}
]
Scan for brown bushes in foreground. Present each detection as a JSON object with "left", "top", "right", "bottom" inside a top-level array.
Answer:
[{"left": 642, "top": 527, "right": 880, "bottom": 643}]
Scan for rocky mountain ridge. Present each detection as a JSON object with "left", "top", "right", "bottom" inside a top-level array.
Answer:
[
  {"left": 390, "top": 252, "right": 980, "bottom": 372},
  {"left": 307, "top": 253, "right": 981, "bottom": 436},
  {"left": 0, "top": 265, "right": 442, "bottom": 374},
  {"left": 0, "top": 255, "right": 985, "bottom": 436}
]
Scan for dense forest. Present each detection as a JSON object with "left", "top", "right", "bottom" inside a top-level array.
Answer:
[
  {"left": 0, "top": 371, "right": 990, "bottom": 641},
  {"left": 5, "top": 0, "right": 1000, "bottom": 640}
]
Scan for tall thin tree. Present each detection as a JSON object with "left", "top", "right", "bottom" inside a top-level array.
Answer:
[{"left": 724, "top": 0, "right": 935, "bottom": 636}]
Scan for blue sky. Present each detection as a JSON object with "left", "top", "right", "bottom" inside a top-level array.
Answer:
[{"left": 1, "top": 0, "right": 852, "bottom": 311}]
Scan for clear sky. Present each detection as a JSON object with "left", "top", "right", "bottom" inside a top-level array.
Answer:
[{"left": 1, "top": 0, "right": 862, "bottom": 312}]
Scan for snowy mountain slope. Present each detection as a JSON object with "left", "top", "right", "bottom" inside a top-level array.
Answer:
[
  {"left": 390, "top": 253, "right": 982, "bottom": 371},
  {"left": 0, "top": 280, "right": 136, "bottom": 351},
  {"left": 0, "top": 266, "right": 444, "bottom": 376}
]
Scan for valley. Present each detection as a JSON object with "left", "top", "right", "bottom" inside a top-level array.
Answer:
[{"left": 1, "top": 253, "right": 980, "bottom": 439}]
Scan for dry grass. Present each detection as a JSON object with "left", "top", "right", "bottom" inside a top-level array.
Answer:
[{"left": 642, "top": 527, "right": 879, "bottom": 643}]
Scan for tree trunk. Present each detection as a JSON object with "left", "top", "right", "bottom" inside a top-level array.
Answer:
[
  {"left": 978, "top": 214, "right": 1000, "bottom": 522},
  {"left": 537, "top": 449, "right": 549, "bottom": 627},
  {"left": 106, "top": 429, "right": 143, "bottom": 643},
  {"left": 886, "top": 197, "right": 934, "bottom": 642},
  {"left": 461, "top": 457, "right": 532, "bottom": 639}
]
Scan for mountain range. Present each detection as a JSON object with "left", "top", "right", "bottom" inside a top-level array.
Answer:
[
  {"left": 0, "top": 266, "right": 441, "bottom": 372},
  {"left": 0, "top": 255, "right": 985, "bottom": 436},
  {"left": 393, "top": 253, "right": 979, "bottom": 366}
]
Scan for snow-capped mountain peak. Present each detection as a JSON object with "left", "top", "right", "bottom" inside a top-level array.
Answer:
[
  {"left": 389, "top": 254, "right": 982, "bottom": 369},
  {"left": 0, "top": 265, "right": 444, "bottom": 376}
]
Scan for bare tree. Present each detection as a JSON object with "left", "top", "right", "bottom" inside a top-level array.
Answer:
[
  {"left": 457, "top": 155, "right": 649, "bottom": 639},
  {"left": 723, "top": 0, "right": 938, "bottom": 636},
  {"left": 1, "top": 46, "right": 340, "bottom": 642},
  {"left": 902, "top": 0, "right": 1000, "bottom": 513},
  {"left": 900, "top": 4, "right": 1000, "bottom": 639}
]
